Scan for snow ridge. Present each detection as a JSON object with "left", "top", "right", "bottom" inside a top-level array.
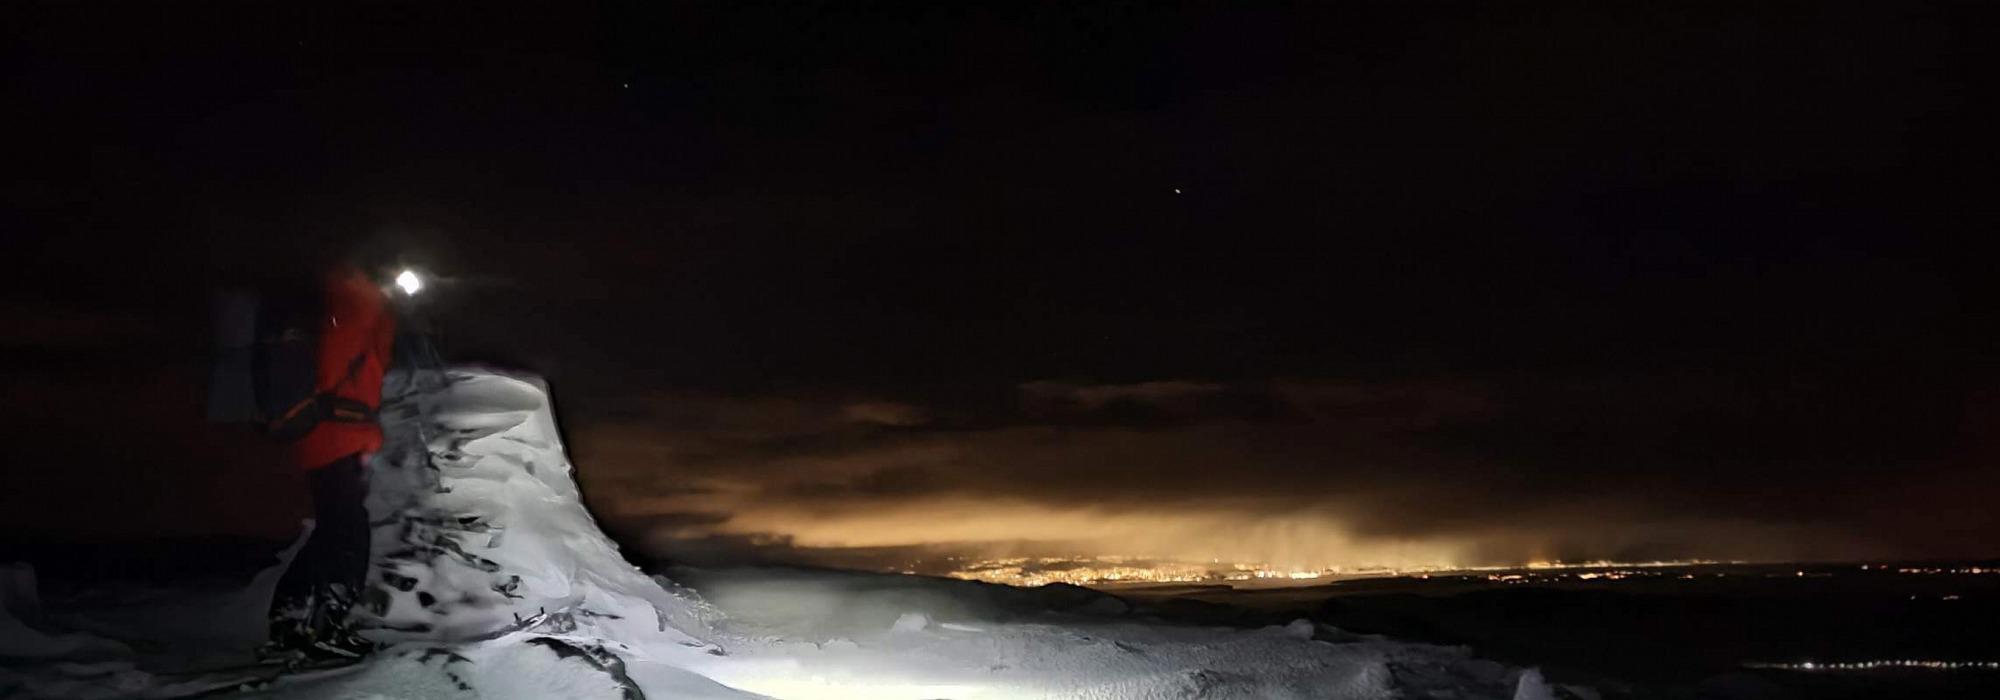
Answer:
[{"left": 3, "top": 367, "right": 1585, "bottom": 700}]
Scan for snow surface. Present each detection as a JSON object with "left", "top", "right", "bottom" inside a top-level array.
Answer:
[{"left": 1, "top": 367, "right": 1570, "bottom": 700}]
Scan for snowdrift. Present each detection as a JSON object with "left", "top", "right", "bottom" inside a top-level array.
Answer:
[
  {"left": 1, "top": 367, "right": 1576, "bottom": 700},
  {"left": 357, "top": 367, "right": 719, "bottom": 648}
]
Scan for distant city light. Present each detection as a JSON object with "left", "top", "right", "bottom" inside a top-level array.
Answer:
[
  {"left": 937, "top": 556, "right": 1738, "bottom": 587},
  {"left": 927, "top": 557, "right": 1998, "bottom": 589},
  {"left": 1749, "top": 659, "right": 2000, "bottom": 672}
]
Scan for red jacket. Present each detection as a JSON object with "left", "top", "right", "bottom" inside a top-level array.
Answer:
[{"left": 293, "top": 266, "right": 397, "bottom": 469}]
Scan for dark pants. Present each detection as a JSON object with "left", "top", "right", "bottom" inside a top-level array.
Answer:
[{"left": 271, "top": 454, "right": 370, "bottom": 640}]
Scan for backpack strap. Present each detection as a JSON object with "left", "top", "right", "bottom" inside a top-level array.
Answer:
[
  {"left": 322, "top": 396, "right": 378, "bottom": 423},
  {"left": 330, "top": 349, "right": 369, "bottom": 393},
  {"left": 267, "top": 350, "right": 379, "bottom": 439}
]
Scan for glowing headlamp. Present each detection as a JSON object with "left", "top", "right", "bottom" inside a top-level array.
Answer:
[{"left": 395, "top": 269, "right": 424, "bottom": 295}]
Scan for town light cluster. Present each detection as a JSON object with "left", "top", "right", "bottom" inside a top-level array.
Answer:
[
  {"left": 1748, "top": 660, "right": 2000, "bottom": 672},
  {"left": 938, "top": 556, "right": 1745, "bottom": 587}
]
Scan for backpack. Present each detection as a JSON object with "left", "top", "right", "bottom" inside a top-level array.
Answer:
[
  {"left": 253, "top": 287, "right": 327, "bottom": 441},
  {"left": 208, "top": 286, "right": 376, "bottom": 441}
]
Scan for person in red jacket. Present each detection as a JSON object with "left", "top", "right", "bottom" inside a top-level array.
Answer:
[{"left": 268, "top": 264, "right": 397, "bottom": 660}]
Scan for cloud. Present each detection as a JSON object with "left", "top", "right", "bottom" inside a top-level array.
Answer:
[
  {"left": 1017, "top": 380, "right": 1303, "bottom": 428},
  {"left": 841, "top": 401, "right": 927, "bottom": 427},
  {"left": 0, "top": 301, "right": 160, "bottom": 349},
  {"left": 565, "top": 374, "right": 2000, "bottom": 570},
  {"left": 611, "top": 511, "right": 735, "bottom": 537},
  {"left": 1020, "top": 380, "right": 1225, "bottom": 409}
]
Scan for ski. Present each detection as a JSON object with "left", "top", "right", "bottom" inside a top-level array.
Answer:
[{"left": 149, "top": 656, "right": 366, "bottom": 699}]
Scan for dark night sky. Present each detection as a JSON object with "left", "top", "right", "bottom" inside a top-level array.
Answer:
[{"left": 4, "top": 2, "right": 1996, "bottom": 567}]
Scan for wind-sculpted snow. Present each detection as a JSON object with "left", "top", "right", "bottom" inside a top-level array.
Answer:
[
  {"left": 2, "top": 367, "right": 1575, "bottom": 700},
  {"left": 358, "top": 367, "right": 721, "bottom": 649},
  {"left": 660, "top": 566, "right": 1563, "bottom": 700}
]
